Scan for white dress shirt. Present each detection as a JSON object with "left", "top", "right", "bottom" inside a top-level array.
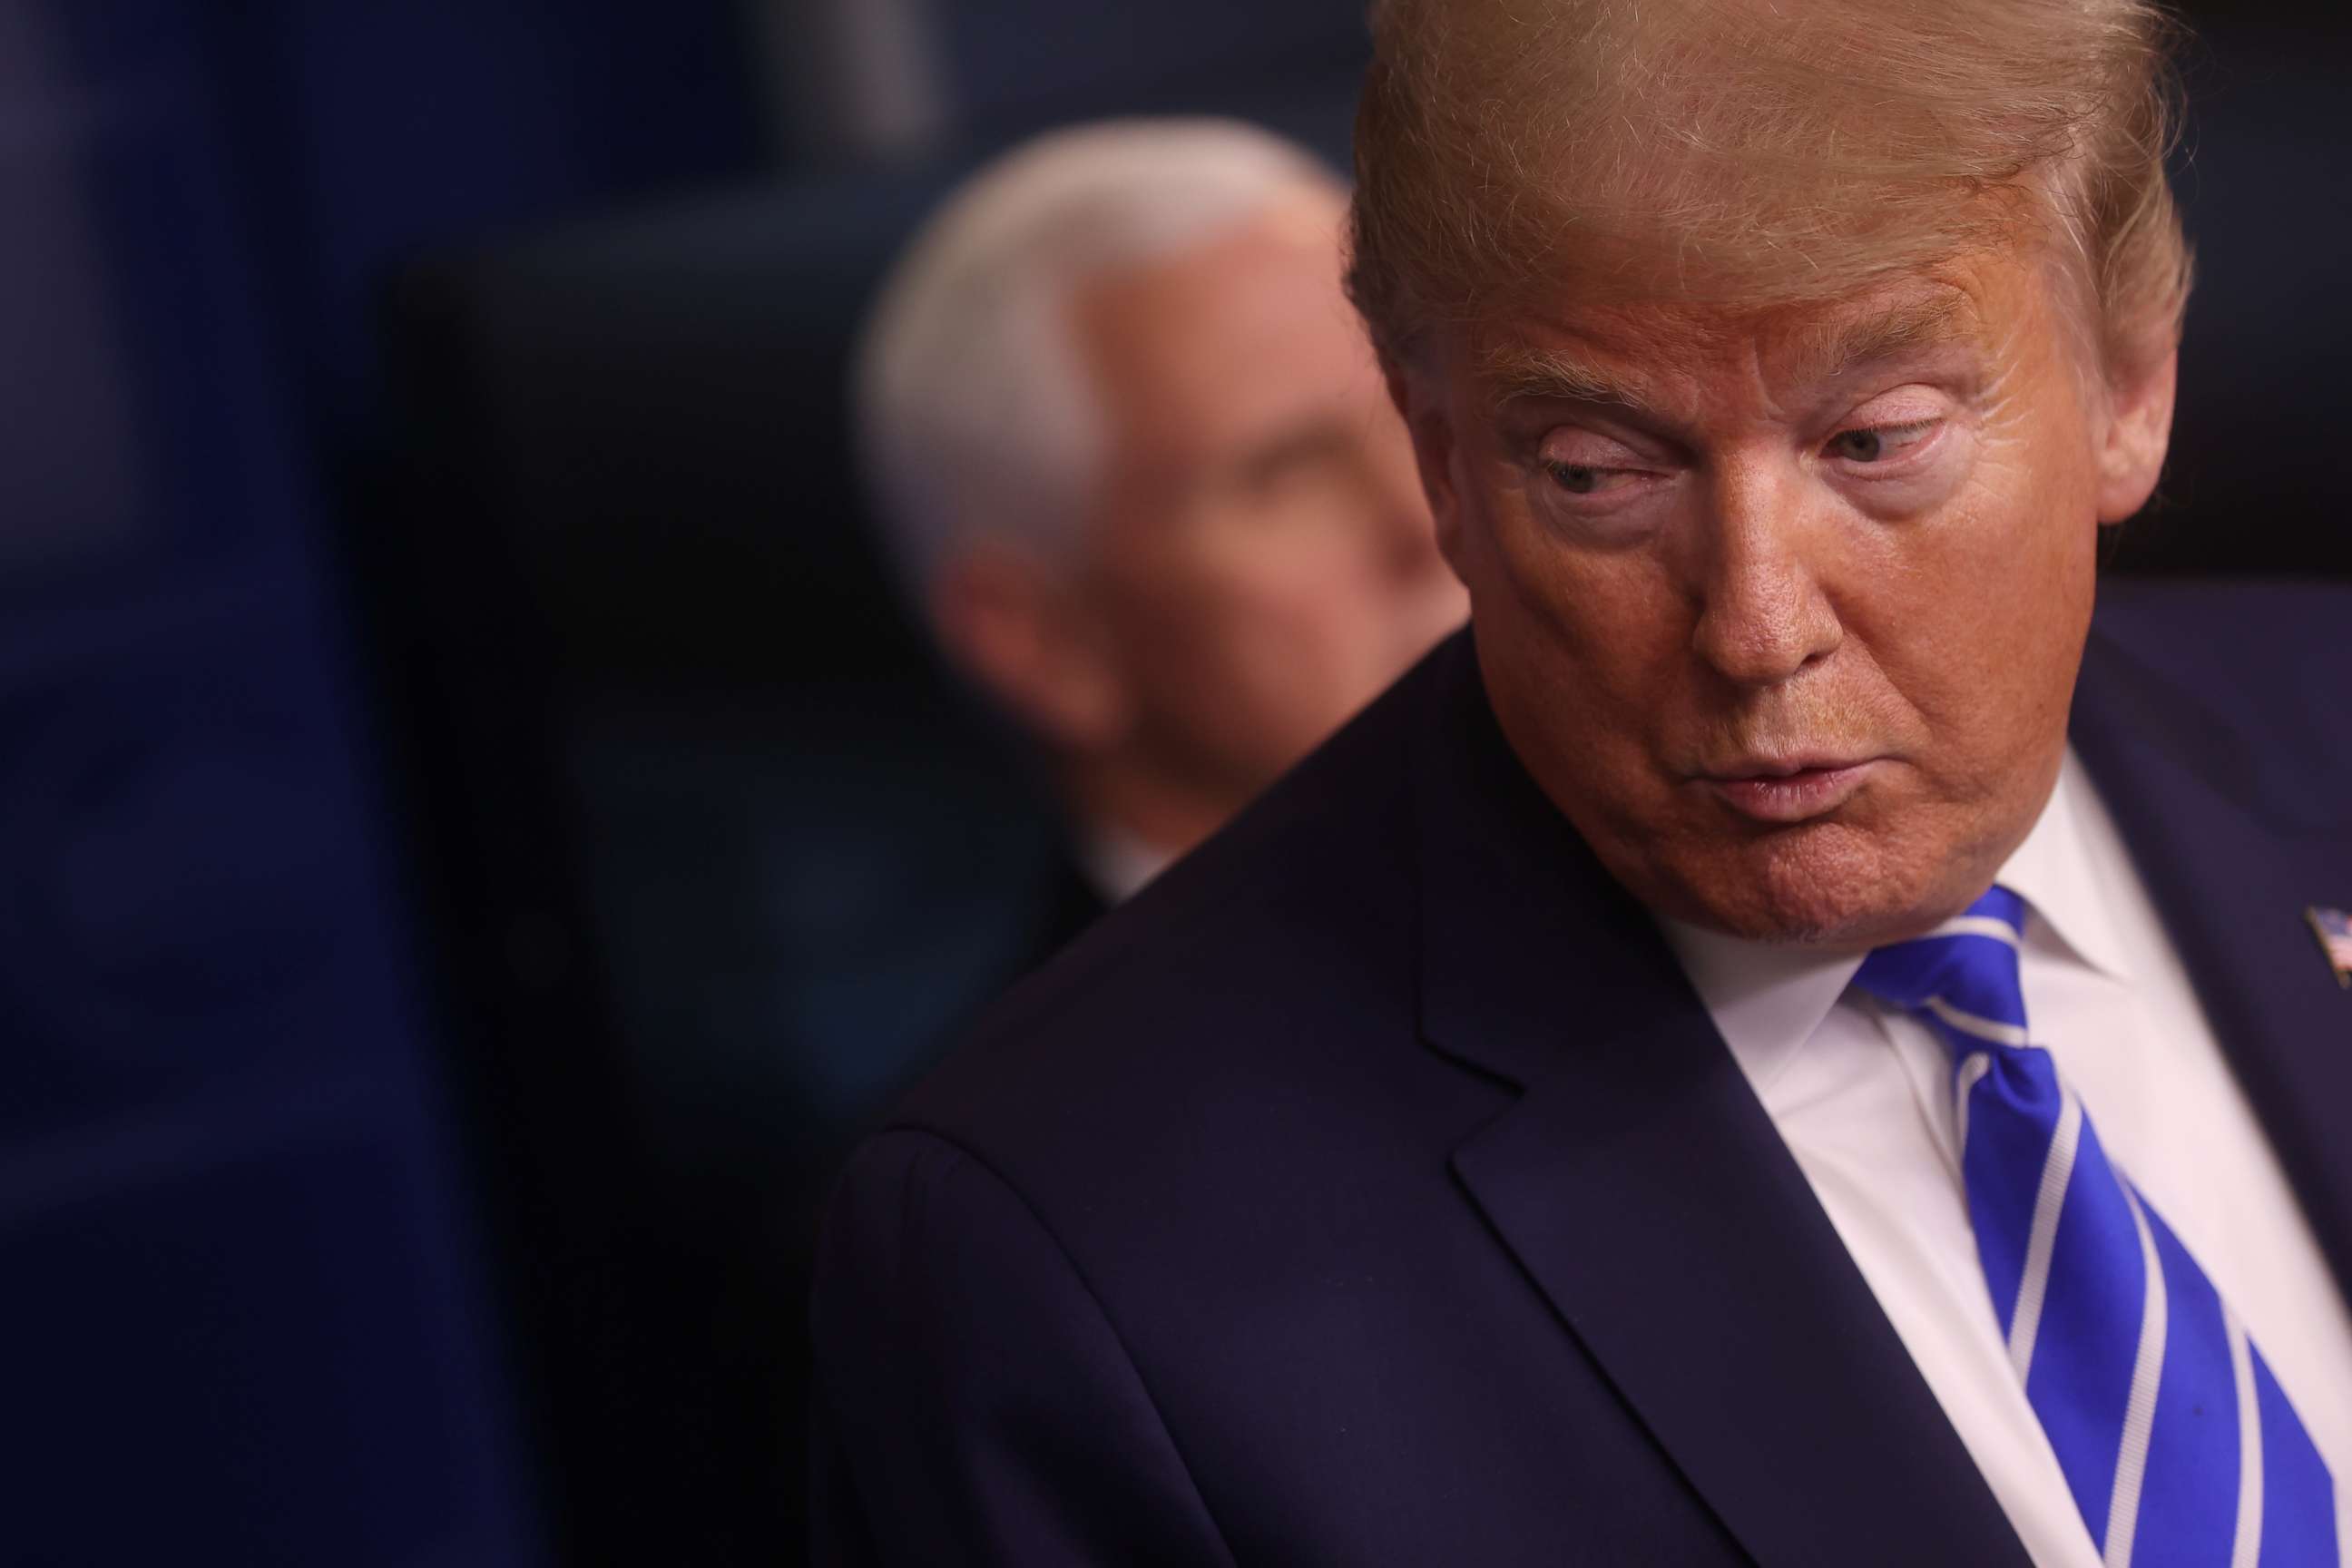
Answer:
[{"left": 1661, "top": 750, "right": 2352, "bottom": 1566}]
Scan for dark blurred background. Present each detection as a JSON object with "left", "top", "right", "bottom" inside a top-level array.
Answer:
[{"left": 4, "top": 3, "right": 2343, "bottom": 1564}]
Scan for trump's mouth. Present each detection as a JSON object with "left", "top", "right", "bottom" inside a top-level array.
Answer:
[{"left": 1701, "top": 757, "right": 1883, "bottom": 823}]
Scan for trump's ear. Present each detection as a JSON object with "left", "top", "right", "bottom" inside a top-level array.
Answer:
[
  {"left": 2094, "top": 344, "right": 2178, "bottom": 525},
  {"left": 1383, "top": 356, "right": 1470, "bottom": 582}
]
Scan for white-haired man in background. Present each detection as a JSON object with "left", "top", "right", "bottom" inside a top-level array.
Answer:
[{"left": 856, "top": 119, "right": 1465, "bottom": 926}]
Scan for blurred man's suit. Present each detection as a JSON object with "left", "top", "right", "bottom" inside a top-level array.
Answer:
[{"left": 810, "top": 581, "right": 2352, "bottom": 1566}]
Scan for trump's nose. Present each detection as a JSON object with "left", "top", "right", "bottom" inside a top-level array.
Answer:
[{"left": 1687, "top": 466, "right": 1843, "bottom": 687}]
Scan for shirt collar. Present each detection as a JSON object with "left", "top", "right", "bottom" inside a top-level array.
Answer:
[
  {"left": 1657, "top": 915, "right": 1863, "bottom": 1100},
  {"left": 1657, "top": 745, "right": 2131, "bottom": 1098},
  {"left": 1994, "top": 750, "right": 2134, "bottom": 984}
]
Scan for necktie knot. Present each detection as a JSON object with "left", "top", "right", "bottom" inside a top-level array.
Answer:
[{"left": 1852, "top": 885, "right": 2031, "bottom": 1055}]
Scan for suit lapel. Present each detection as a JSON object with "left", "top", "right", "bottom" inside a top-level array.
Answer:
[
  {"left": 1410, "top": 635, "right": 2033, "bottom": 1568},
  {"left": 2070, "top": 619, "right": 2352, "bottom": 1298}
]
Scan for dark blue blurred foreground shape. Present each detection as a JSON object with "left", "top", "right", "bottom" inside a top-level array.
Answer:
[{"left": 1, "top": 2, "right": 756, "bottom": 1563}]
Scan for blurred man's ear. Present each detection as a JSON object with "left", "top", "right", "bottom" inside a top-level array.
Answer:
[
  {"left": 930, "top": 542, "right": 1132, "bottom": 756},
  {"left": 1383, "top": 357, "right": 1469, "bottom": 581},
  {"left": 2095, "top": 344, "right": 2178, "bottom": 525}
]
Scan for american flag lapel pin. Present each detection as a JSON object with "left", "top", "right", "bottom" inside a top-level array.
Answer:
[{"left": 2307, "top": 907, "right": 2352, "bottom": 990}]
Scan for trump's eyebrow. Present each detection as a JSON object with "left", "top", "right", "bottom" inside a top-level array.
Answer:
[
  {"left": 1479, "top": 345, "right": 1654, "bottom": 415},
  {"left": 1798, "top": 290, "right": 1977, "bottom": 379},
  {"left": 1477, "top": 289, "right": 1983, "bottom": 417}
]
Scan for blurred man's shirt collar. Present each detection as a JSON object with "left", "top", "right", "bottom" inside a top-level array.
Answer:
[{"left": 1077, "top": 818, "right": 1177, "bottom": 905}]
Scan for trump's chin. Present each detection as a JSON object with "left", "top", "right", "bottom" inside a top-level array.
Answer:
[{"left": 1640, "top": 819, "right": 1971, "bottom": 954}]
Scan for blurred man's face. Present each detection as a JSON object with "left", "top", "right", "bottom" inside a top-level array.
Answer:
[
  {"left": 1069, "top": 191, "right": 1468, "bottom": 808},
  {"left": 1399, "top": 244, "right": 2171, "bottom": 949}
]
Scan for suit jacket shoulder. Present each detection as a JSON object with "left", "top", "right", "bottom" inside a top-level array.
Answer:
[
  {"left": 886, "top": 643, "right": 1461, "bottom": 1190},
  {"left": 808, "top": 642, "right": 1700, "bottom": 1564}
]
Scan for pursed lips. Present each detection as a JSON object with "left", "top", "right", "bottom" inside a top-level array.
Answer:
[{"left": 1696, "top": 753, "right": 1886, "bottom": 824}]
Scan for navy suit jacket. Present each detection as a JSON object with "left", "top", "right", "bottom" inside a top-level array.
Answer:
[{"left": 810, "top": 581, "right": 2352, "bottom": 1566}]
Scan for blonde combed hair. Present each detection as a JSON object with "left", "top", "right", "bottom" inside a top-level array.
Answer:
[{"left": 1348, "top": 0, "right": 2194, "bottom": 378}]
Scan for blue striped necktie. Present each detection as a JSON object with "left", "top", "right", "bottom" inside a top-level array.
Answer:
[{"left": 1853, "top": 887, "right": 2338, "bottom": 1566}]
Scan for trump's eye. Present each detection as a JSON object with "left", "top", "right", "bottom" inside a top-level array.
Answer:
[
  {"left": 1533, "top": 427, "right": 1656, "bottom": 503},
  {"left": 1826, "top": 420, "right": 1938, "bottom": 465},
  {"left": 1543, "top": 461, "right": 1640, "bottom": 495}
]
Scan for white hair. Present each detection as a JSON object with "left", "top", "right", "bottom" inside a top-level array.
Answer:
[{"left": 852, "top": 118, "right": 1338, "bottom": 598}]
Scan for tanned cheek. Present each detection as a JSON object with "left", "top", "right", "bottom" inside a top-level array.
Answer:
[
  {"left": 1881, "top": 467, "right": 2028, "bottom": 760},
  {"left": 1464, "top": 492, "right": 1576, "bottom": 687},
  {"left": 1484, "top": 492, "right": 1649, "bottom": 677},
  {"left": 1880, "top": 483, "right": 2081, "bottom": 881},
  {"left": 1988, "top": 447, "right": 2098, "bottom": 766}
]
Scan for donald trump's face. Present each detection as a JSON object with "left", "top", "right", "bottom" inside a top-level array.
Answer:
[{"left": 1396, "top": 246, "right": 2177, "bottom": 949}]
